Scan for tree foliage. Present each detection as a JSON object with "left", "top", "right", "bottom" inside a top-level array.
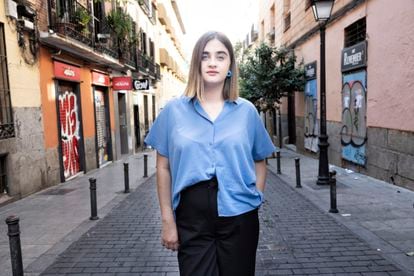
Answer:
[{"left": 238, "top": 43, "right": 306, "bottom": 111}]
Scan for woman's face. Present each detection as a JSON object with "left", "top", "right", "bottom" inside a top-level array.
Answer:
[{"left": 200, "top": 39, "right": 231, "bottom": 87}]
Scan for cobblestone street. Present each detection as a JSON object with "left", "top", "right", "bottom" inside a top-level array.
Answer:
[{"left": 39, "top": 171, "right": 406, "bottom": 276}]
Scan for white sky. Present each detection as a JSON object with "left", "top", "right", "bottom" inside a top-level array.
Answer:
[{"left": 177, "top": 0, "right": 258, "bottom": 59}]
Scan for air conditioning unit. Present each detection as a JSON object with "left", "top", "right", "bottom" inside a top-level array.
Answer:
[{"left": 5, "top": 0, "right": 18, "bottom": 19}]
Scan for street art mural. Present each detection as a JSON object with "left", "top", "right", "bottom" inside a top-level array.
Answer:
[
  {"left": 58, "top": 88, "right": 81, "bottom": 178},
  {"left": 341, "top": 71, "right": 367, "bottom": 165},
  {"left": 304, "top": 79, "right": 319, "bottom": 152},
  {"left": 95, "top": 90, "right": 109, "bottom": 166}
]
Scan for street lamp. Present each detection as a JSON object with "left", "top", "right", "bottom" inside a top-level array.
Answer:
[{"left": 311, "top": 0, "right": 334, "bottom": 185}]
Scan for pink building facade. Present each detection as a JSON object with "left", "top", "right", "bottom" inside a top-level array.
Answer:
[{"left": 255, "top": 0, "right": 414, "bottom": 190}]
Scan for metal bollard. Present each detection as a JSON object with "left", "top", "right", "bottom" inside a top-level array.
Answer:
[
  {"left": 89, "top": 178, "right": 99, "bottom": 220},
  {"left": 276, "top": 151, "right": 281, "bottom": 174},
  {"left": 6, "top": 215, "right": 24, "bottom": 276},
  {"left": 265, "top": 158, "right": 268, "bottom": 165},
  {"left": 143, "top": 153, "right": 148, "bottom": 178},
  {"left": 124, "top": 162, "right": 130, "bottom": 193},
  {"left": 295, "top": 158, "right": 302, "bottom": 188},
  {"left": 329, "top": 170, "right": 339, "bottom": 213}
]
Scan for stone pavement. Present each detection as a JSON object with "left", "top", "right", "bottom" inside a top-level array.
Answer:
[
  {"left": 0, "top": 151, "right": 156, "bottom": 276},
  {"left": 37, "top": 156, "right": 409, "bottom": 275},
  {"left": 1, "top": 148, "right": 413, "bottom": 275},
  {"left": 266, "top": 148, "right": 414, "bottom": 275}
]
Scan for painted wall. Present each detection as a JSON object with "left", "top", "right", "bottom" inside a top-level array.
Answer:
[{"left": 366, "top": 0, "right": 414, "bottom": 132}]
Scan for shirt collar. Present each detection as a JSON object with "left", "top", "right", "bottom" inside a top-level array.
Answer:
[{"left": 183, "top": 95, "right": 241, "bottom": 105}]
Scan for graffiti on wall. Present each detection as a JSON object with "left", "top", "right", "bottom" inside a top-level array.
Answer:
[
  {"left": 304, "top": 79, "right": 319, "bottom": 152},
  {"left": 341, "top": 71, "right": 367, "bottom": 165},
  {"left": 59, "top": 90, "right": 81, "bottom": 178}
]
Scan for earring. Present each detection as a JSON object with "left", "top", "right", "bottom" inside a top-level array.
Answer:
[{"left": 226, "top": 70, "right": 232, "bottom": 78}]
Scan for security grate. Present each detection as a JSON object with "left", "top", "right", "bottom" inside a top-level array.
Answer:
[{"left": 344, "top": 17, "right": 366, "bottom": 47}]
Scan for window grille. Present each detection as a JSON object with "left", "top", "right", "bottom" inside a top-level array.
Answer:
[
  {"left": 344, "top": 18, "right": 366, "bottom": 47},
  {"left": 0, "top": 23, "right": 14, "bottom": 140}
]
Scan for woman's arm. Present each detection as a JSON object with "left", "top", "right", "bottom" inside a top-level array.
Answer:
[
  {"left": 156, "top": 152, "right": 179, "bottom": 251},
  {"left": 255, "top": 159, "right": 267, "bottom": 192}
]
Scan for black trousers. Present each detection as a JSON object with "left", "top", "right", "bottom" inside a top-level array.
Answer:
[{"left": 175, "top": 177, "right": 259, "bottom": 276}]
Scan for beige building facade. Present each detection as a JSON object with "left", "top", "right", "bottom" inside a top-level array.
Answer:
[{"left": 255, "top": 0, "right": 414, "bottom": 190}]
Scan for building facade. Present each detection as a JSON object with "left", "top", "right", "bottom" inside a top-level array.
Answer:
[
  {"left": 255, "top": 0, "right": 414, "bottom": 190},
  {"left": 0, "top": 0, "right": 187, "bottom": 203}
]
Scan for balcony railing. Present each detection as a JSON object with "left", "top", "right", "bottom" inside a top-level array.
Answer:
[
  {"left": 0, "top": 124, "right": 14, "bottom": 140},
  {"left": 50, "top": 1, "right": 94, "bottom": 47}
]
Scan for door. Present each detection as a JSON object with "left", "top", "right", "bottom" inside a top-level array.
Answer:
[
  {"left": 133, "top": 105, "right": 141, "bottom": 149},
  {"left": 304, "top": 79, "right": 319, "bottom": 152},
  {"left": 57, "top": 81, "right": 82, "bottom": 179},
  {"left": 94, "top": 87, "right": 112, "bottom": 166},
  {"left": 118, "top": 93, "right": 129, "bottom": 154}
]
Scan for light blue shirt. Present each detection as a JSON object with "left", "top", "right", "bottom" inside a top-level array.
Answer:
[{"left": 144, "top": 96, "right": 276, "bottom": 217}]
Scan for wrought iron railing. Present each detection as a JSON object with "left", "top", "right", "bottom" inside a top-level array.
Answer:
[
  {"left": 0, "top": 124, "right": 14, "bottom": 140},
  {"left": 50, "top": 0, "right": 94, "bottom": 47}
]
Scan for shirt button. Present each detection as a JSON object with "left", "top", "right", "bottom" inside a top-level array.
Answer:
[{"left": 209, "top": 142, "right": 213, "bottom": 146}]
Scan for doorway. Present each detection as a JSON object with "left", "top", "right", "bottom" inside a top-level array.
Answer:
[
  {"left": 94, "top": 87, "right": 112, "bottom": 167},
  {"left": 118, "top": 92, "right": 129, "bottom": 155}
]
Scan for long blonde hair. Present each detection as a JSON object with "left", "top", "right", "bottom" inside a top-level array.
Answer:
[{"left": 184, "top": 31, "right": 239, "bottom": 101}]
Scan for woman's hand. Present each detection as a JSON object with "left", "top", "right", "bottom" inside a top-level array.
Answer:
[{"left": 161, "top": 218, "right": 180, "bottom": 251}]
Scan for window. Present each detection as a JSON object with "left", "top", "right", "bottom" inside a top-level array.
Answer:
[
  {"left": 344, "top": 18, "right": 366, "bottom": 47},
  {"left": 149, "top": 39, "right": 154, "bottom": 60},
  {"left": 283, "top": 0, "right": 291, "bottom": 32},
  {"left": 0, "top": 154, "right": 7, "bottom": 194},
  {"left": 141, "top": 31, "right": 147, "bottom": 55},
  {"left": 0, "top": 23, "right": 14, "bottom": 140}
]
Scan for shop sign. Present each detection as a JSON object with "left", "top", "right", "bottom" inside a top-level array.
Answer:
[
  {"left": 112, "top": 76, "right": 132, "bottom": 90},
  {"left": 305, "top": 61, "right": 317, "bottom": 80},
  {"left": 341, "top": 41, "right": 367, "bottom": 72},
  {"left": 92, "top": 71, "right": 110, "bottom": 86},
  {"left": 53, "top": 61, "right": 81, "bottom": 82},
  {"left": 133, "top": 79, "right": 150, "bottom": 90}
]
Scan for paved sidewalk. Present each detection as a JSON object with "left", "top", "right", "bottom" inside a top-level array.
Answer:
[
  {"left": 1, "top": 148, "right": 413, "bottom": 275},
  {"left": 37, "top": 153, "right": 408, "bottom": 275},
  {"left": 266, "top": 148, "right": 414, "bottom": 275},
  {"left": 0, "top": 151, "right": 156, "bottom": 276}
]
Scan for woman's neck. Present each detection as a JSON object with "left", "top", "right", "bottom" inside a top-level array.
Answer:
[{"left": 202, "top": 83, "right": 224, "bottom": 103}]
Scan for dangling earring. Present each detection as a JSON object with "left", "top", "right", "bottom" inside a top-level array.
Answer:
[{"left": 226, "top": 70, "right": 232, "bottom": 78}]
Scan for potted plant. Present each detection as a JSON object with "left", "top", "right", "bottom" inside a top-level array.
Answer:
[
  {"left": 74, "top": 7, "right": 92, "bottom": 33},
  {"left": 106, "top": 8, "right": 134, "bottom": 58}
]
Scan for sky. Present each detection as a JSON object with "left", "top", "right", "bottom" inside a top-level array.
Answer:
[{"left": 177, "top": 0, "right": 259, "bottom": 59}]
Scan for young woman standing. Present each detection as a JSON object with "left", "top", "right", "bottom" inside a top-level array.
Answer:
[{"left": 145, "top": 31, "right": 275, "bottom": 276}]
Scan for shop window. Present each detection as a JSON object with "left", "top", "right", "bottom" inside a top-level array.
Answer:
[
  {"left": 0, "top": 23, "right": 14, "bottom": 140},
  {"left": 344, "top": 18, "right": 366, "bottom": 47}
]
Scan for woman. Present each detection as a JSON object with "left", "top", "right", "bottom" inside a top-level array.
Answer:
[{"left": 144, "top": 31, "right": 275, "bottom": 276}]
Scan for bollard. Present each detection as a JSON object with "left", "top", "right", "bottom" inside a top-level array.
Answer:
[
  {"left": 89, "top": 178, "right": 99, "bottom": 220},
  {"left": 143, "top": 153, "right": 148, "bottom": 178},
  {"left": 276, "top": 151, "right": 281, "bottom": 174},
  {"left": 124, "top": 162, "right": 130, "bottom": 193},
  {"left": 329, "top": 170, "right": 339, "bottom": 213},
  {"left": 6, "top": 215, "right": 24, "bottom": 276},
  {"left": 265, "top": 158, "right": 268, "bottom": 165},
  {"left": 295, "top": 158, "right": 302, "bottom": 188}
]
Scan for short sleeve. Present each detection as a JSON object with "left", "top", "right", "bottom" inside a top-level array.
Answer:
[
  {"left": 144, "top": 104, "right": 170, "bottom": 157},
  {"left": 252, "top": 110, "right": 276, "bottom": 161}
]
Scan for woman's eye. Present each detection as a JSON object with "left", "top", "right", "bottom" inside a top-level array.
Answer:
[
  {"left": 217, "top": 55, "right": 225, "bottom": 61},
  {"left": 201, "top": 54, "right": 209, "bottom": 60}
]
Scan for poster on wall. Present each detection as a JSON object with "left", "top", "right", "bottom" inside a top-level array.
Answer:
[
  {"left": 341, "top": 71, "right": 367, "bottom": 165},
  {"left": 304, "top": 61, "right": 319, "bottom": 152}
]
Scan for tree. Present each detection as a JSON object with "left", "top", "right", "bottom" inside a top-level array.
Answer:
[{"left": 238, "top": 43, "right": 306, "bottom": 112}]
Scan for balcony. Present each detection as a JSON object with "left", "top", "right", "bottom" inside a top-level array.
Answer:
[{"left": 40, "top": 0, "right": 133, "bottom": 71}]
